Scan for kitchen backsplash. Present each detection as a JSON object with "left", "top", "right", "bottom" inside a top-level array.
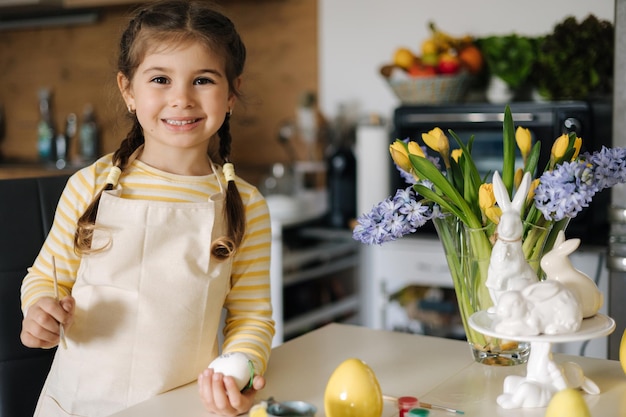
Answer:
[{"left": 0, "top": 1, "right": 318, "bottom": 185}]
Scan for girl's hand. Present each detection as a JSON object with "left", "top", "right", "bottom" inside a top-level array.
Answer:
[
  {"left": 20, "top": 296, "right": 75, "bottom": 349},
  {"left": 198, "top": 368, "right": 265, "bottom": 416}
]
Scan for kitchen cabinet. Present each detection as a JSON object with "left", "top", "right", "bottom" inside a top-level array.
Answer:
[
  {"left": 270, "top": 218, "right": 360, "bottom": 346},
  {"left": 360, "top": 236, "right": 611, "bottom": 358}
]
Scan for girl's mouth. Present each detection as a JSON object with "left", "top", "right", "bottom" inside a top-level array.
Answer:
[{"left": 163, "top": 118, "right": 201, "bottom": 126}]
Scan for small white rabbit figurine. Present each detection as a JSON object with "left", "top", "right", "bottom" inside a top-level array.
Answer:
[
  {"left": 486, "top": 171, "right": 537, "bottom": 307},
  {"left": 541, "top": 230, "right": 604, "bottom": 318},
  {"left": 493, "top": 280, "right": 583, "bottom": 336}
]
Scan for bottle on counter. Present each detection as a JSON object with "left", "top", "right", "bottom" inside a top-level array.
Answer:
[
  {"left": 37, "top": 88, "right": 55, "bottom": 162},
  {"left": 79, "top": 104, "right": 99, "bottom": 162},
  {"left": 325, "top": 104, "right": 357, "bottom": 228},
  {"left": 55, "top": 113, "right": 77, "bottom": 169}
]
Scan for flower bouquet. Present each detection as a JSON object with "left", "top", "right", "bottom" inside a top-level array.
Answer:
[{"left": 353, "top": 105, "right": 626, "bottom": 365}]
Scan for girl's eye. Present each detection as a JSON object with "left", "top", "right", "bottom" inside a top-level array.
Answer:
[
  {"left": 150, "top": 77, "right": 169, "bottom": 84},
  {"left": 194, "top": 77, "right": 216, "bottom": 85}
]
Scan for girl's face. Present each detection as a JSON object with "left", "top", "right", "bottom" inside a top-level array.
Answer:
[{"left": 118, "top": 41, "right": 236, "bottom": 172}]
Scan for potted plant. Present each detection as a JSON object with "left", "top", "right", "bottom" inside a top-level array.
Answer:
[
  {"left": 530, "top": 15, "right": 613, "bottom": 101},
  {"left": 476, "top": 34, "right": 536, "bottom": 103}
]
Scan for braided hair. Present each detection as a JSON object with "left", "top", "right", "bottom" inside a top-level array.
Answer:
[{"left": 74, "top": 0, "right": 247, "bottom": 260}]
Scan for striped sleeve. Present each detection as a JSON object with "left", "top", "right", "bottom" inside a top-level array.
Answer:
[
  {"left": 221, "top": 181, "right": 275, "bottom": 374},
  {"left": 20, "top": 161, "right": 105, "bottom": 314}
]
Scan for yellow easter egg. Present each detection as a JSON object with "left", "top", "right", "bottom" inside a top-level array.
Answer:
[
  {"left": 545, "top": 388, "right": 591, "bottom": 417},
  {"left": 621, "top": 329, "right": 626, "bottom": 374},
  {"left": 324, "top": 358, "right": 382, "bottom": 417}
]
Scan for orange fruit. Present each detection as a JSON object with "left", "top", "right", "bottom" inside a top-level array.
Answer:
[
  {"left": 393, "top": 48, "right": 416, "bottom": 70},
  {"left": 421, "top": 39, "right": 438, "bottom": 56},
  {"left": 458, "top": 44, "right": 484, "bottom": 74}
]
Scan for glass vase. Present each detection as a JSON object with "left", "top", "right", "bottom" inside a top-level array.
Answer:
[{"left": 432, "top": 214, "right": 553, "bottom": 365}]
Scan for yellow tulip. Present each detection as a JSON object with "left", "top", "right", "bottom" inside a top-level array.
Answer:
[
  {"left": 526, "top": 178, "right": 540, "bottom": 206},
  {"left": 389, "top": 142, "right": 411, "bottom": 173},
  {"left": 514, "top": 168, "right": 523, "bottom": 189},
  {"left": 551, "top": 133, "right": 569, "bottom": 161},
  {"left": 422, "top": 127, "right": 451, "bottom": 168},
  {"left": 515, "top": 126, "right": 532, "bottom": 164},
  {"left": 573, "top": 136, "right": 582, "bottom": 160},
  {"left": 407, "top": 141, "right": 426, "bottom": 158},
  {"left": 484, "top": 206, "right": 502, "bottom": 224},
  {"left": 478, "top": 183, "right": 496, "bottom": 211},
  {"left": 451, "top": 149, "right": 463, "bottom": 163}
]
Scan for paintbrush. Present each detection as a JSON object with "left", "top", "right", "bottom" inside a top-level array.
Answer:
[
  {"left": 383, "top": 394, "right": 465, "bottom": 415},
  {"left": 51, "top": 256, "right": 67, "bottom": 349}
]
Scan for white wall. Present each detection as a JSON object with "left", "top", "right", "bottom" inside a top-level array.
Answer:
[{"left": 319, "top": 0, "right": 615, "bottom": 120}]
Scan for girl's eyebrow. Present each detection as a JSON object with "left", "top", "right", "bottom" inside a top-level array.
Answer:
[{"left": 142, "top": 67, "right": 224, "bottom": 77}]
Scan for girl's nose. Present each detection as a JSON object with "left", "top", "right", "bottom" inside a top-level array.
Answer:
[{"left": 169, "top": 85, "right": 195, "bottom": 108}]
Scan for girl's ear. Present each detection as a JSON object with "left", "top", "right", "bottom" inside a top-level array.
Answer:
[
  {"left": 117, "top": 72, "right": 135, "bottom": 110},
  {"left": 227, "top": 77, "right": 242, "bottom": 111}
]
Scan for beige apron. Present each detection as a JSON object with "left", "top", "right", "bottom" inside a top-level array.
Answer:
[{"left": 34, "top": 174, "right": 231, "bottom": 417}]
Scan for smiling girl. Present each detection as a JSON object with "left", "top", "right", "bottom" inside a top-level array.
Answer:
[{"left": 19, "top": 1, "right": 274, "bottom": 416}]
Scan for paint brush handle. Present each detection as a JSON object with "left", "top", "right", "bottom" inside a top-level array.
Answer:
[
  {"left": 51, "top": 256, "right": 67, "bottom": 349},
  {"left": 420, "top": 402, "right": 465, "bottom": 414}
]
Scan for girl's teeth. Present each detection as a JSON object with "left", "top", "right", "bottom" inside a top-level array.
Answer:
[{"left": 166, "top": 119, "right": 196, "bottom": 126}]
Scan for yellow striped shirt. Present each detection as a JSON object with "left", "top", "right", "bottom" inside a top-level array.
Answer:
[{"left": 21, "top": 153, "right": 275, "bottom": 373}]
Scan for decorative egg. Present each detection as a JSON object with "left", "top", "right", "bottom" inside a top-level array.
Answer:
[
  {"left": 324, "top": 358, "right": 382, "bottom": 417},
  {"left": 208, "top": 352, "right": 251, "bottom": 391},
  {"left": 544, "top": 388, "right": 591, "bottom": 417}
]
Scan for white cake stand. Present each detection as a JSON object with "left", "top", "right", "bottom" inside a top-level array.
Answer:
[{"left": 469, "top": 312, "right": 615, "bottom": 409}]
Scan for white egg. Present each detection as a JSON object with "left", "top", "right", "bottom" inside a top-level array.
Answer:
[{"left": 208, "top": 352, "right": 252, "bottom": 391}]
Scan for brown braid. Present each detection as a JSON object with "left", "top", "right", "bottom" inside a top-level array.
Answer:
[
  {"left": 74, "top": 118, "right": 144, "bottom": 254},
  {"left": 211, "top": 113, "right": 246, "bottom": 260}
]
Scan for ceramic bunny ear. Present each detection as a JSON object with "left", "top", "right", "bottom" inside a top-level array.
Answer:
[
  {"left": 553, "top": 230, "right": 566, "bottom": 248},
  {"left": 492, "top": 171, "right": 511, "bottom": 211},
  {"left": 492, "top": 171, "right": 532, "bottom": 214},
  {"left": 553, "top": 235, "right": 581, "bottom": 256},
  {"left": 512, "top": 172, "right": 532, "bottom": 213}
]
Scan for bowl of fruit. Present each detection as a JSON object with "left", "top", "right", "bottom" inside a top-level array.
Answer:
[{"left": 381, "top": 22, "right": 483, "bottom": 104}]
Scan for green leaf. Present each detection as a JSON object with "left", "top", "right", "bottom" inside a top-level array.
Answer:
[
  {"left": 409, "top": 154, "right": 481, "bottom": 228},
  {"left": 524, "top": 141, "right": 541, "bottom": 176},
  {"left": 414, "top": 184, "right": 470, "bottom": 224},
  {"left": 448, "top": 131, "right": 482, "bottom": 188},
  {"left": 502, "top": 105, "right": 516, "bottom": 195},
  {"left": 448, "top": 158, "right": 464, "bottom": 195}
]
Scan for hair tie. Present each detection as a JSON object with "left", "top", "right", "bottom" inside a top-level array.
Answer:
[
  {"left": 106, "top": 166, "right": 122, "bottom": 186},
  {"left": 223, "top": 162, "right": 235, "bottom": 182}
]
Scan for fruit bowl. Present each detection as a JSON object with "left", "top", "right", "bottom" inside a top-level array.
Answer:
[{"left": 386, "top": 71, "right": 472, "bottom": 105}]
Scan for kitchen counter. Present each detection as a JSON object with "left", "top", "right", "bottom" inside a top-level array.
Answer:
[
  {"left": 0, "top": 161, "right": 82, "bottom": 179},
  {"left": 108, "top": 323, "right": 626, "bottom": 417}
]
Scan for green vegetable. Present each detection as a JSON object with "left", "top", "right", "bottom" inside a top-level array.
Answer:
[
  {"left": 476, "top": 34, "right": 536, "bottom": 89},
  {"left": 531, "top": 15, "right": 614, "bottom": 100}
]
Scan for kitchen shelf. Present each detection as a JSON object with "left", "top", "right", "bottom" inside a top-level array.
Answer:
[
  {"left": 270, "top": 219, "right": 360, "bottom": 345},
  {"left": 282, "top": 295, "right": 359, "bottom": 336}
]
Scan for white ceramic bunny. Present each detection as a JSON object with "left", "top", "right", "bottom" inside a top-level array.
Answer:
[
  {"left": 541, "top": 230, "right": 604, "bottom": 318},
  {"left": 497, "top": 343, "right": 600, "bottom": 409},
  {"left": 493, "top": 280, "right": 583, "bottom": 336},
  {"left": 486, "top": 171, "right": 537, "bottom": 306}
]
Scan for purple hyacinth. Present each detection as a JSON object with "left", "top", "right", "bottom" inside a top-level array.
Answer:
[
  {"left": 534, "top": 146, "right": 626, "bottom": 221},
  {"left": 352, "top": 186, "right": 435, "bottom": 245}
]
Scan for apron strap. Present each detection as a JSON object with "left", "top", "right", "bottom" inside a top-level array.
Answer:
[{"left": 105, "top": 145, "right": 225, "bottom": 197}]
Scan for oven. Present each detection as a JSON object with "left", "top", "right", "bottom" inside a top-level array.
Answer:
[{"left": 390, "top": 100, "right": 613, "bottom": 246}]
